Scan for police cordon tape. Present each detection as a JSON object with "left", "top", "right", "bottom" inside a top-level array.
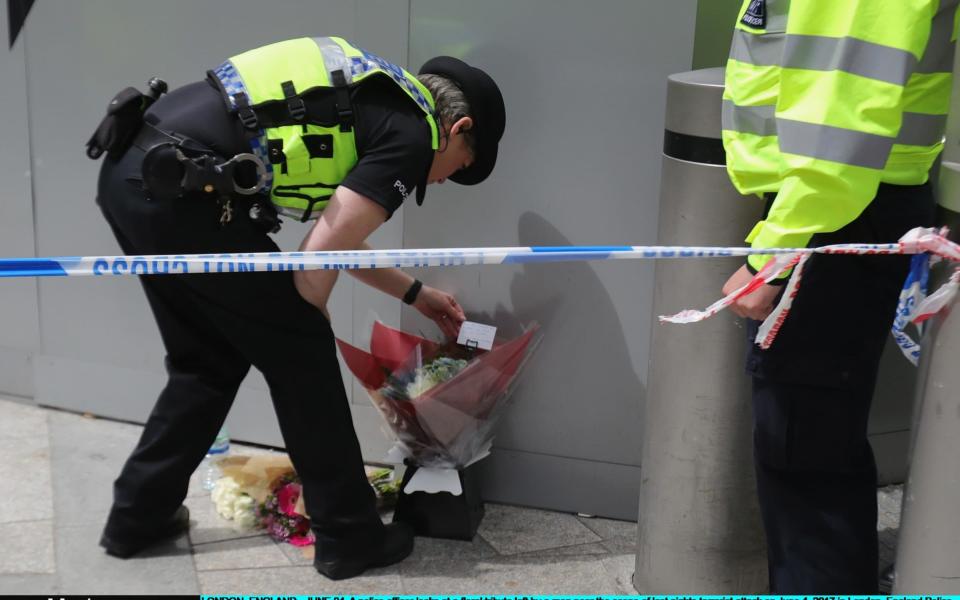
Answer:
[
  {"left": 0, "top": 240, "right": 932, "bottom": 278},
  {"left": 1, "top": 226, "right": 958, "bottom": 360},
  {"left": 657, "top": 227, "right": 960, "bottom": 363}
]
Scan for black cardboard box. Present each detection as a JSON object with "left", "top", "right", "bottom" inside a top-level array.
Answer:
[{"left": 392, "top": 462, "right": 485, "bottom": 541}]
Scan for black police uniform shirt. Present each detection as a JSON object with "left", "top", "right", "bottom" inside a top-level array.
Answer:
[{"left": 143, "top": 76, "right": 434, "bottom": 219}]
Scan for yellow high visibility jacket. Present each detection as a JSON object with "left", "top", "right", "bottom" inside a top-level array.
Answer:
[
  {"left": 210, "top": 37, "right": 439, "bottom": 221},
  {"left": 723, "top": 0, "right": 959, "bottom": 271}
]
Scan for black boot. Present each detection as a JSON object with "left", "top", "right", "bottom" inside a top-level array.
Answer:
[
  {"left": 314, "top": 522, "right": 414, "bottom": 580},
  {"left": 100, "top": 505, "right": 191, "bottom": 558}
]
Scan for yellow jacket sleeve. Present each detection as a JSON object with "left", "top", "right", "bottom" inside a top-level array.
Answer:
[{"left": 747, "top": 0, "right": 938, "bottom": 271}]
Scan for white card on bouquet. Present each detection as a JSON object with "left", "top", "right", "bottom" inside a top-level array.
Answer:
[{"left": 456, "top": 321, "right": 497, "bottom": 350}]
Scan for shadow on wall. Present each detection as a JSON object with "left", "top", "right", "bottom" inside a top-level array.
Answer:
[{"left": 468, "top": 211, "right": 646, "bottom": 461}]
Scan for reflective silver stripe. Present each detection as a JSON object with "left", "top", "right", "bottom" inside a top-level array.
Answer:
[
  {"left": 722, "top": 100, "right": 777, "bottom": 136},
  {"left": 777, "top": 118, "right": 894, "bottom": 169},
  {"left": 729, "top": 29, "right": 784, "bottom": 66},
  {"left": 734, "top": 2, "right": 957, "bottom": 78},
  {"left": 897, "top": 112, "right": 948, "bottom": 146},
  {"left": 917, "top": 0, "right": 959, "bottom": 74},
  {"left": 723, "top": 101, "right": 945, "bottom": 148},
  {"left": 782, "top": 34, "right": 917, "bottom": 86},
  {"left": 312, "top": 37, "right": 353, "bottom": 83},
  {"left": 765, "top": 0, "right": 791, "bottom": 32}
]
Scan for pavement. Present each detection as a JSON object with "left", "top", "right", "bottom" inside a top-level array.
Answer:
[{"left": 0, "top": 396, "right": 902, "bottom": 595}]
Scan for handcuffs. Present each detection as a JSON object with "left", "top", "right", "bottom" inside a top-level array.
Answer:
[{"left": 140, "top": 131, "right": 271, "bottom": 226}]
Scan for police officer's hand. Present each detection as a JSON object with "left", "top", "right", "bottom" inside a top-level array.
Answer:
[
  {"left": 722, "top": 265, "right": 781, "bottom": 321},
  {"left": 414, "top": 286, "right": 466, "bottom": 339}
]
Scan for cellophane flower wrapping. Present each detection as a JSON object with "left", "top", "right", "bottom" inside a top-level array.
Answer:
[{"left": 337, "top": 321, "right": 541, "bottom": 469}]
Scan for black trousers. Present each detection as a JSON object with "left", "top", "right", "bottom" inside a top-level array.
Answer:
[
  {"left": 96, "top": 146, "right": 383, "bottom": 555},
  {"left": 745, "top": 182, "right": 935, "bottom": 593}
]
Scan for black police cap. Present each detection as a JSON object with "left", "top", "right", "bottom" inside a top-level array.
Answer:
[{"left": 415, "top": 56, "right": 505, "bottom": 203}]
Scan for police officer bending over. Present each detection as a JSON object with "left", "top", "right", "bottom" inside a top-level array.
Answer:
[{"left": 87, "top": 37, "right": 505, "bottom": 579}]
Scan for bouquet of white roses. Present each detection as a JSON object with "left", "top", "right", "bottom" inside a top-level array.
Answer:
[{"left": 211, "top": 476, "right": 258, "bottom": 529}]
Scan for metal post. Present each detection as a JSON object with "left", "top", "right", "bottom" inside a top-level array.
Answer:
[
  {"left": 633, "top": 68, "right": 767, "bottom": 593},
  {"left": 892, "top": 162, "right": 960, "bottom": 593}
]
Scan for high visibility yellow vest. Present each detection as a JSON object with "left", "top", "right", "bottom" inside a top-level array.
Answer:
[
  {"left": 722, "top": 0, "right": 959, "bottom": 270},
  {"left": 210, "top": 37, "right": 439, "bottom": 221}
]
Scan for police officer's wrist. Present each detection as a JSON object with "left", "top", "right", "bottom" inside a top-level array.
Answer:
[
  {"left": 402, "top": 279, "right": 423, "bottom": 304},
  {"left": 744, "top": 259, "right": 788, "bottom": 286}
]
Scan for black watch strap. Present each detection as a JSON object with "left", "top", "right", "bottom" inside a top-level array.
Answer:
[{"left": 403, "top": 279, "right": 423, "bottom": 305}]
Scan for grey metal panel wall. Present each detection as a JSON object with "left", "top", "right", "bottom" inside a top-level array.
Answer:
[
  {"left": 406, "top": 0, "right": 698, "bottom": 518},
  {"left": 22, "top": 0, "right": 401, "bottom": 452},
  {"left": 0, "top": 6, "right": 40, "bottom": 399}
]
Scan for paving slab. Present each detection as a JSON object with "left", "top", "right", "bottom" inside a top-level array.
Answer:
[
  {"left": 478, "top": 504, "right": 601, "bottom": 556},
  {"left": 48, "top": 412, "right": 141, "bottom": 527},
  {"left": 878, "top": 485, "right": 903, "bottom": 529},
  {"left": 577, "top": 515, "right": 637, "bottom": 540},
  {"left": 515, "top": 541, "right": 609, "bottom": 558},
  {"left": 404, "top": 533, "right": 500, "bottom": 563},
  {"left": 55, "top": 522, "right": 198, "bottom": 595},
  {"left": 601, "top": 553, "right": 640, "bottom": 595},
  {"left": 0, "top": 398, "right": 47, "bottom": 440},
  {"left": 192, "top": 536, "right": 291, "bottom": 571},
  {"left": 198, "top": 564, "right": 402, "bottom": 595},
  {"left": 0, "top": 520, "right": 55, "bottom": 575},
  {"left": 0, "top": 435, "right": 53, "bottom": 524},
  {"left": 399, "top": 554, "right": 621, "bottom": 595},
  {"left": 276, "top": 540, "right": 316, "bottom": 566},
  {"left": 601, "top": 536, "right": 637, "bottom": 555},
  {"left": 0, "top": 573, "right": 59, "bottom": 595}
]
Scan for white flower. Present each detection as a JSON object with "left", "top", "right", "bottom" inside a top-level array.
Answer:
[
  {"left": 406, "top": 371, "right": 439, "bottom": 397},
  {"left": 233, "top": 496, "right": 258, "bottom": 529},
  {"left": 211, "top": 477, "right": 239, "bottom": 505},
  {"left": 210, "top": 476, "right": 257, "bottom": 526},
  {"left": 211, "top": 477, "right": 253, "bottom": 522},
  {"left": 215, "top": 491, "right": 240, "bottom": 520}
]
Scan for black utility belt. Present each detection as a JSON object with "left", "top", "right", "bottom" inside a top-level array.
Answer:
[
  {"left": 134, "top": 123, "right": 267, "bottom": 202},
  {"left": 133, "top": 124, "right": 281, "bottom": 232},
  {"left": 85, "top": 78, "right": 279, "bottom": 230}
]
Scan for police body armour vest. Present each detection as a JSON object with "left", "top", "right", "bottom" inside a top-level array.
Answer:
[{"left": 210, "top": 37, "right": 439, "bottom": 221}]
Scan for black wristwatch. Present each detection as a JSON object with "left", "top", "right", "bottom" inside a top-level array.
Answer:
[{"left": 402, "top": 279, "right": 423, "bottom": 305}]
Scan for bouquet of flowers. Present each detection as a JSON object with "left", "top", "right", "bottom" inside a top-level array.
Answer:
[
  {"left": 209, "top": 455, "right": 399, "bottom": 545},
  {"left": 255, "top": 472, "right": 314, "bottom": 546},
  {"left": 337, "top": 321, "right": 541, "bottom": 469}
]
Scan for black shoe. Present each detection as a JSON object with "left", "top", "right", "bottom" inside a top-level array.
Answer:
[
  {"left": 100, "top": 505, "right": 190, "bottom": 558},
  {"left": 314, "top": 522, "right": 414, "bottom": 580},
  {"left": 879, "top": 563, "right": 895, "bottom": 594}
]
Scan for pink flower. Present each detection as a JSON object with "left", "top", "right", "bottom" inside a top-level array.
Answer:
[{"left": 276, "top": 482, "right": 302, "bottom": 517}]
